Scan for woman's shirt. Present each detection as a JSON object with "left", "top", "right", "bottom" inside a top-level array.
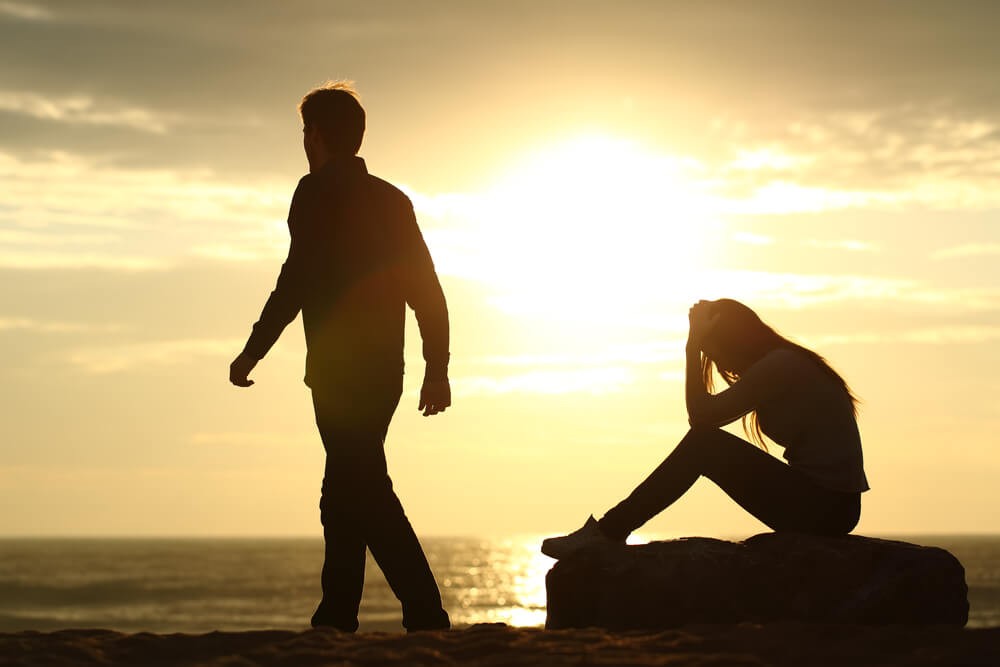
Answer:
[{"left": 688, "top": 347, "right": 869, "bottom": 494}]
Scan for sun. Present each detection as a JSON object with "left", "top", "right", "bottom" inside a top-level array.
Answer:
[{"left": 458, "top": 134, "right": 717, "bottom": 334}]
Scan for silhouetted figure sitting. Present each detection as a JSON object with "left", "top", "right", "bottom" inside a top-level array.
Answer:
[
  {"left": 230, "top": 82, "right": 451, "bottom": 632},
  {"left": 542, "top": 299, "right": 869, "bottom": 559}
]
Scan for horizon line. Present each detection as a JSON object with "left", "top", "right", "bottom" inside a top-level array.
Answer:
[{"left": 1, "top": 531, "right": 997, "bottom": 540}]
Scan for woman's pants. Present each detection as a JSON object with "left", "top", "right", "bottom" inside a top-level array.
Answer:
[{"left": 598, "top": 426, "right": 861, "bottom": 540}]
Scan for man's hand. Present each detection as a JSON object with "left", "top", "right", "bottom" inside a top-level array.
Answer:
[
  {"left": 229, "top": 352, "right": 258, "bottom": 387},
  {"left": 419, "top": 379, "right": 451, "bottom": 416}
]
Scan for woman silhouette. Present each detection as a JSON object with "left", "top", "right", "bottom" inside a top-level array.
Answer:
[{"left": 542, "top": 299, "right": 869, "bottom": 559}]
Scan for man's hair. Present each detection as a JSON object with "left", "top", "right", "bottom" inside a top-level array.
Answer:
[{"left": 298, "top": 81, "right": 366, "bottom": 155}]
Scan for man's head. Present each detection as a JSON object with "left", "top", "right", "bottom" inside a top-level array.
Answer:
[{"left": 299, "top": 81, "right": 365, "bottom": 170}]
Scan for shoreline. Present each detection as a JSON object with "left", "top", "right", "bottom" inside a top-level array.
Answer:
[{"left": 3, "top": 623, "right": 999, "bottom": 667}]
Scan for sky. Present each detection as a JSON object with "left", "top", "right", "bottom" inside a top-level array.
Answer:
[{"left": 1, "top": 0, "right": 999, "bottom": 538}]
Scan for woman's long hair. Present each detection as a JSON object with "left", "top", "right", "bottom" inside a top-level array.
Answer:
[{"left": 700, "top": 299, "right": 859, "bottom": 450}]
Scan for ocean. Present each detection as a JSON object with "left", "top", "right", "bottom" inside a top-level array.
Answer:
[{"left": 1, "top": 535, "right": 997, "bottom": 633}]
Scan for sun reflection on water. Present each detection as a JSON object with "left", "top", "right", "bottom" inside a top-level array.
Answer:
[
  {"left": 426, "top": 533, "right": 668, "bottom": 628},
  {"left": 434, "top": 537, "right": 552, "bottom": 627}
]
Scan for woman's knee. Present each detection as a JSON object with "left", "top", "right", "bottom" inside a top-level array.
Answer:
[
  {"left": 677, "top": 426, "right": 767, "bottom": 481},
  {"left": 679, "top": 426, "right": 731, "bottom": 455},
  {"left": 686, "top": 425, "right": 724, "bottom": 437}
]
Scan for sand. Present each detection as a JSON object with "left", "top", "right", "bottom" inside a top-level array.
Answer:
[{"left": 2, "top": 623, "right": 998, "bottom": 666}]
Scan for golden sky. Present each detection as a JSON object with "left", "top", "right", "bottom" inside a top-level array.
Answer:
[{"left": 1, "top": 1, "right": 999, "bottom": 537}]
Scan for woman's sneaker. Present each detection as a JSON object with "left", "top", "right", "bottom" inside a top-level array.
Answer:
[{"left": 541, "top": 516, "right": 612, "bottom": 559}]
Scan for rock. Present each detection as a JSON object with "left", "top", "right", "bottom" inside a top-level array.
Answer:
[{"left": 545, "top": 533, "right": 969, "bottom": 629}]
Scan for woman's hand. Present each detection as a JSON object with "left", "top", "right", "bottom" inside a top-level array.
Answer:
[{"left": 687, "top": 300, "right": 720, "bottom": 348}]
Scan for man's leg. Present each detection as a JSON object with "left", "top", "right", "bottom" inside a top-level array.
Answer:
[
  {"left": 599, "top": 426, "right": 859, "bottom": 540},
  {"left": 352, "top": 383, "right": 449, "bottom": 632},
  {"left": 361, "top": 462, "right": 450, "bottom": 631},
  {"left": 312, "top": 392, "right": 370, "bottom": 631},
  {"left": 313, "top": 465, "right": 368, "bottom": 630},
  {"left": 312, "top": 379, "right": 449, "bottom": 632}
]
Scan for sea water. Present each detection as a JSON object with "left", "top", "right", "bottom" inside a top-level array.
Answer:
[{"left": 0, "top": 535, "right": 996, "bottom": 633}]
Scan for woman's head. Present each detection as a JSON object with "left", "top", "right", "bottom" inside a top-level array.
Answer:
[
  {"left": 698, "top": 298, "right": 781, "bottom": 376},
  {"left": 697, "top": 298, "right": 859, "bottom": 448}
]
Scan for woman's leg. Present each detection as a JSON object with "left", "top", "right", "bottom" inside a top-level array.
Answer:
[{"left": 598, "top": 426, "right": 859, "bottom": 540}]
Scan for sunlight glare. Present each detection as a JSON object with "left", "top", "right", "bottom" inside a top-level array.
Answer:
[{"left": 462, "top": 135, "right": 716, "bottom": 331}]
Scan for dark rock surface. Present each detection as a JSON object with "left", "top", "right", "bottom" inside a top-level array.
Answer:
[{"left": 545, "top": 533, "right": 969, "bottom": 630}]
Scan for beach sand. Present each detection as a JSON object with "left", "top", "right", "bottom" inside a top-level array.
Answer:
[{"left": 2, "top": 622, "right": 998, "bottom": 666}]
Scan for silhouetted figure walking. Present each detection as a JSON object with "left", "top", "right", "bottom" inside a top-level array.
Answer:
[
  {"left": 543, "top": 299, "right": 869, "bottom": 559},
  {"left": 230, "top": 82, "right": 451, "bottom": 632}
]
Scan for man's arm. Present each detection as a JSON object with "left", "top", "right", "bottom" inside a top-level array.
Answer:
[
  {"left": 230, "top": 177, "right": 312, "bottom": 387},
  {"left": 398, "top": 197, "right": 451, "bottom": 415}
]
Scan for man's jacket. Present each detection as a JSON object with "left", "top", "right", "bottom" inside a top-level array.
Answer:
[{"left": 241, "top": 156, "right": 449, "bottom": 387}]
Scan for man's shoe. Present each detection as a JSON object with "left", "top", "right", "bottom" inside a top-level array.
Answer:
[
  {"left": 403, "top": 607, "right": 451, "bottom": 633},
  {"left": 541, "top": 515, "right": 613, "bottom": 559},
  {"left": 311, "top": 602, "right": 358, "bottom": 632},
  {"left": 405, "top": 620, "right": 451, "bottom": 633}
]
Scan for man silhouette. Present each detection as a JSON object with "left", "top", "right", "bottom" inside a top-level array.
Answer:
[{"left": 229, "top": 81, "right": 451, "bottom": 632}]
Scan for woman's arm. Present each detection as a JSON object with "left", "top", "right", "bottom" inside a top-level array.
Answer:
[
  {"left": 683, "top": 302, "right": 794, "bottom": 428},
  {"left": 684, "top": 301, "right": 717, "bottom": 423},
  {"left": 687, "top": 350, "right": 796, "bottom": 427},
  {"left": 684, "top": 340, "right": 712, "bottom": 424}
]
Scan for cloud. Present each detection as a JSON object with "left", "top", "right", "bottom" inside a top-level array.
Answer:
[
  {"left": 0, "top": 150, "right": 282, "bottom": 226},
  {"left": 0, "top": 90, "right": 176, "bottom": 133},
  {"left": 712, "top": 111, "right": 1000, "bottom": 211},
  {"left": 700, "top": 270, "right": 1000, "bottom": 312},
  {"left": 483, "top": 342, "right": 683, "bottom": 367},
  {"left": 727, "top": 147, "right": 812, "bottom": 172},
  {"left": 718, "top": 181, "right": 897, "bottom": 215},
  {"left": 190, "top": 243, "right": 277, "bottom": 263},
  {"left": 0, "top": 317, "right": 124, "bottom": 333},
  {"left": 457, "top": 367, "right": 633, "bottom": 395},
  {"left": 1, "top": 2, "right": 998, "bottom": 189},
  {"left": 932, "top": 244, "right": 1000, "bottom": 260},
  {"left": 0, "top": 150, "right": 289, "bottom": 270},
  {"left": 0, "top": 251, "right": 167, "bottom": 271},
  {"left": 681, "top": 271, "right": 909, "bottom": 309},
  {"left": 732, "top": 232, "right": 774, "bottom": 246},
  {"left": 803, "top": 239, "right": 877, "bottom": 253},
  {"left": 0, "top": 228, "right": 118, "bottom": 246},
  {"left": 810, "top": 325, "right": 1000, "bottom": 347},
  {"left": 658, "top": 370, "right": 685, "bottom": 382},
  {"left": 190, "top": 432, "right": 314, "bottom": 448},
  {"left": 68, "top": 338, "right": 240, "bottom": 373},
  {"left": 2, "top": 3, "right": 999, "bottom": 211},
  {"left": 0, "top": 1, "right": 50, "bottom": 21}
]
